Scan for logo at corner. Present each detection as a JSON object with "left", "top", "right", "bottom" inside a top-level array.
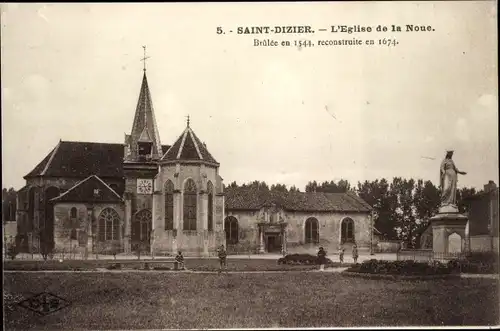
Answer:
[{"left": 18, "top": 292, "right": 71, "bottom": 316}]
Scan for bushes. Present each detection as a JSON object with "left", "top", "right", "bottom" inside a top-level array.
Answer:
[
  {"left": 347, "top": 259, "right": 453, "bottom": 276},
  {"left": 277, "top": 253, "right": 333, "bottom": 265},
  {"left": 446, "top": 255, "right": 498, "bottom": 274},
  {"left": 348, "top": 255, "right": 499, "bottom": 276}
]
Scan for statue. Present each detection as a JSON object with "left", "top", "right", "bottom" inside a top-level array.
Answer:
[{"left": 439, "top": 150, "right": 467, "bottom": 209}]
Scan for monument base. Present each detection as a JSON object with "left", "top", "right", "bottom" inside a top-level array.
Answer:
[{"left": 430, "top": 206, "right": 468, "bottom": 261}]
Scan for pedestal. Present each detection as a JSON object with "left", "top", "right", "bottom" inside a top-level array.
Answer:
[{"left": 430, "top": 205, "right": 468, "bottom": 260}]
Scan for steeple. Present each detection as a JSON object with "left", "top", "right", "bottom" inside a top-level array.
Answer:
[{"left": 125, "top": 48, "right": 162, "bottom": 162}]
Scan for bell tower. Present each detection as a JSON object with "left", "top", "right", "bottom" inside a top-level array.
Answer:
[{"left": 123, "top": 46, "right": 163, "bottom": 254}]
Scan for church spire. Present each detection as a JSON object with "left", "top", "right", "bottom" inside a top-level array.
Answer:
[{"left": 125, "top": 47, "right": 162, "bottom": 161}]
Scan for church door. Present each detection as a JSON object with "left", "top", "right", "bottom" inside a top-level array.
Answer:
[{"left": 131, "top": 209, "right": 152, "bottom": 253}]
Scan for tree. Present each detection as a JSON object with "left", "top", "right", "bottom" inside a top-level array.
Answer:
[
  {"left": 2, "top": 187, "right": 17, "bottom": 224},
  {"left": 270, "top": 183, "right": 288, "bottom": 192},
  {"left": 412, "top": 179, "right": 440, "bottom": 247},
  {"left": 305, "top": 181, "right": 319, "bottom": 192},
  {"left": 336, "top": 179, "right": 352, "bottom": 193},
  {"left": 356, "top": 179, "right": 398, "bottom": 240},
  {"left": 289, "top": 185, "right": 300, "bottom": 193},
  {"left": 390, "top": 177, "right": 418, "bottom": 247},
  {"left": 242, "top": 181, "right": 269, "bottom": 191},
  {"left": 305, "top": 179, "right": 352, "bottom": 193}
]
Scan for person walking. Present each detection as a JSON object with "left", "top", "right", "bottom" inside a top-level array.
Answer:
[
  {"left": 338, "top": 245, "right": 345, "bottom": 264},
  {"left": 217, "top": 245, "right": 227, "bottom": 273},
  {"left": 317, "top": 247, "right": 327, "bottom": 271},
  {"left": 352, "top": 243, "right": 359, "bottom": 264}
]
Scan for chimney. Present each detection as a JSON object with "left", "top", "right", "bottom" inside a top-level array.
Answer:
[{"left": 484, "top": 181, "right": 497, "bottom": 193}]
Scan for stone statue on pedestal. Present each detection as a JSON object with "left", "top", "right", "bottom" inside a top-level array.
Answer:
[
  {"left": 439, "top": 150, "right": 467, "bottom": 213},
  {"left": 430, "top": 150, "right": 469, "bottom": 258}
]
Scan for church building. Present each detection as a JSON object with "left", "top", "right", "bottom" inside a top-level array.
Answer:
[{"left": 16, "top": 64, "right": 373, "bottom": 257}]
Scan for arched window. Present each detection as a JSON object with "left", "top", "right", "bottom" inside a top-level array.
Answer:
[
  {"left": 132, "top": 209, "right": 152, "bottom": 245},
  {"left": 164, "top": 180, "right": 174, "bottom": 230},
  {"left": 69, "top": 207, "right": 78, "bottom": 240},
  {"left": 207, "top": 181, "right": 214, "bottom": 232},
  {"left": 98, "top": 208, "right": 120, "bottom": 242},
  {"left": 225, "top": 216, "right": 239, "bottom": 244},
  {"left": 305, "top": 217, "right": 319, "bottom": 244},
  {"left": 341, "top": 218, "right": 355, "bottom": 243},
  {"left": 183, "top": 179, "right": 197, "bottom": 231}
]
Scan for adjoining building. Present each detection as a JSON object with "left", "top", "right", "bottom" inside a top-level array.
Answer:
[{"left": 464, "top": 181, "right": 499, "bottom": 253}]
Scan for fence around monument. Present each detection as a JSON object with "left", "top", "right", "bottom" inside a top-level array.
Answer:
[{"left": 396, "top": 249, "right": 469, "bottom": 262}]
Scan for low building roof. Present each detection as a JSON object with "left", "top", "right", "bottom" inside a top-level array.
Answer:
[{"left": 224, "top": 187, "right": 372, "bottom": 212}]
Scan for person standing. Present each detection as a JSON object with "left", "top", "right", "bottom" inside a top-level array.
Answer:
[
  {"left": 352, "top": 243, "right": 359, "bottom": 264},
  {"left": 217, "top": 245, "right": 227, "bottom": 273},
  {"left": 339, "top": 245, "right": 345, "bottom": 264},
  {"left": 175, "top": 251, "right": 185, "bottom": 270},
  {"left": 317, "top": 247, "right": 327, "bottom": 271}
]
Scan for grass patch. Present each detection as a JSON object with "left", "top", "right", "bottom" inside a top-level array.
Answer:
[
  {"left": 4, "top": 272, "right": 498, "bottom": 329},
  {"left": 3, "top": 259, "right": 352, "bottom": 272}
]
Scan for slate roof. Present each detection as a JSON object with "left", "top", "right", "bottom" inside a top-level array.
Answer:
[
  {"left": 129, "top": 73, "right": 163, "bottom": 157},
  {"left": 51, "top": 175, "right": 123, "bottom": 203},
  {"left": 24, "top": 141, "right": 171, "bottom": 179},
  {"left": 161, "top": 124, "right": 218, "bottom": 164},
  {"left": 224, "top": 188, "right": 372, "bottom": 212}
]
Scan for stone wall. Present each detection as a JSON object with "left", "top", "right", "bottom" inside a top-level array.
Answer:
[
  {"left": 53, "top": 202, "right": 125, "bottom": 254},
  {"left": 225, "top": 209, "right": 372, "bottom": 254},
  {"left": 145, "top": 163, "right": 225, "bottom": 256},
  {"left": 16, "top": 176, "right": 124, "bottom": 248},
  {"left": 470, "top": 235, "right": 498, "bottom": 252}
]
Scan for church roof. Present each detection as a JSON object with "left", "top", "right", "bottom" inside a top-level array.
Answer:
[
  {"left": 24, "top": 141, "right": 171, "bottom": 179},
  {"left": 224, "top": 187, "right": 372, "bottom": 212},
  {"left": 51, "top": 175, "right": 123, "bottom": 203},
  {"left": 161, "top": 123, "right": 218, "bottom": 164},
  {"left": 128, "top": 72, "right": 163, "bottom": 158}
]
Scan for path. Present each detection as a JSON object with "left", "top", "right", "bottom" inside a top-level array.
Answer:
[
  {"left": 4, "top": 268, "right": 498, "bottom": 279},
  {"left": 10, "top": 253, "right": 398, "bottom": 263}
]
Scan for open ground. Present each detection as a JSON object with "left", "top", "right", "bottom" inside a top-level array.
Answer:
[{"left": 4, "top": 268, "right": 498, "bottom": 330}]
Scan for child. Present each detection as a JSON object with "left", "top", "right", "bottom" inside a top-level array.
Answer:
[
  {"left": 317, "top": 247, "right": 327, "bottom": 271},
  {"left": 339, "top": 245, "right": 345, "bottom": 264},
  {"left": 352, "top": 244, "right": 359, "bottom": 264},
  {"left": 217, "top": 245, "right": 227, "bottom": 272},
  {"left": 175, "top": 251, "right": 185, "bottom": 270}
]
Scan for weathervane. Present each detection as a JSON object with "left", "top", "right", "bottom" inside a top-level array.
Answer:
[{"left": 141, "top": 45, "right": 150, "bottom": 72}]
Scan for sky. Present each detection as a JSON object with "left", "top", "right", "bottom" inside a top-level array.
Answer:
[{"left": 1, "top": 2, "right": 498, "bottom": 191}]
